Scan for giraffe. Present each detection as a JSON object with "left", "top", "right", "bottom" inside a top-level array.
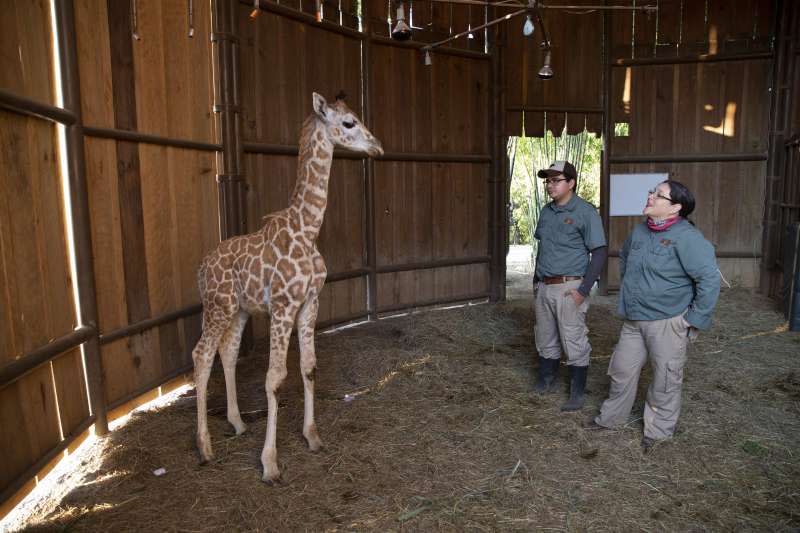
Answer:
[{"left": 192, "top": 92, "right": 383, "bottom": 483}]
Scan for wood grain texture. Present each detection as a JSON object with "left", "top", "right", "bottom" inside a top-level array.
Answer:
[
  {"left": 0, "top": 113, "right": 76, "bottom": 365},
  {"left": 0, "top": 0, "right": 54, "bottom": 104}
]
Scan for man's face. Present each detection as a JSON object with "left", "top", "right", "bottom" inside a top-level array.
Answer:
[{"left": 544, "top": 174, "right": 574, "bottom": 202}]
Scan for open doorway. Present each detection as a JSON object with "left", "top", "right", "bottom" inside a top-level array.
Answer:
[{"left": 506, "top": 123, "right": 602, "bottom": 301}]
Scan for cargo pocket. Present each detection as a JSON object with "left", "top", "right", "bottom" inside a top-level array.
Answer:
[{"left": 665, "top": 358, "right": 685, "bottom": 393}]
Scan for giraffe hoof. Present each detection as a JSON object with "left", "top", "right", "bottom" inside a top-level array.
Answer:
[
  {"left": 197, "top": 438, "right": 214, "bottom": 464},
  {"left": 262, "top": 473, "right": 283, "bottom": 486},
  {"left": 229, "top": 421, "right": 247, "bottom": 436},
  {"left": 304, "top": 434, "right": 323, "bottom": 452}
]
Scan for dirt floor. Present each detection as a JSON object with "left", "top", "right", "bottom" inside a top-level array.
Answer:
[{"left": 8, "top": 270, "right": 800, "bottom": 532}]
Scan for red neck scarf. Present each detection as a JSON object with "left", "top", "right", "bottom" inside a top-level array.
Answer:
[{"left": 647, "top": 216, "right": 681, "bottom": 232}]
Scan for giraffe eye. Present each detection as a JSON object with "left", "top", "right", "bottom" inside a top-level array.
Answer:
[{"left": 342, "top": 120, "right": 355, "bottom": 129}]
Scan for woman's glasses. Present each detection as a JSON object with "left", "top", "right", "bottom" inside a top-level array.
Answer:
[{"left": 648, "top": 188, "right": 675, "bottom": 203}]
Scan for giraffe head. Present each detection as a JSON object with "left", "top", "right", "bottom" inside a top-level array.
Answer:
[{"left": 312, "top": 92, "right": 384, "bottom": 157}]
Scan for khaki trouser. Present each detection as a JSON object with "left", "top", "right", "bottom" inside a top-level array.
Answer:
[
  {"left": 534, "top": 279, "right": 591, "bottom": 367},
  {"left": 595, "top": 315, "right": 690, "bottom": 440}
]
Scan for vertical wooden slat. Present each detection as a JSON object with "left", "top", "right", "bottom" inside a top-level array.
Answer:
[{"left": 0, "top": 0, "right": 55, "bottom": 104}]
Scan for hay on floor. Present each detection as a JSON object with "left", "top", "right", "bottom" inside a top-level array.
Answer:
[{"left": 9, "top": 273, "right": 800, "bottom": 532}]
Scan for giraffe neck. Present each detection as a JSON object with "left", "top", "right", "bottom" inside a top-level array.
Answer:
[{"left": 289, "top": 116, "right": 333, "bottom": 243}]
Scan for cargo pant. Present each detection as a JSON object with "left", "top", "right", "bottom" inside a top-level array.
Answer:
[
  {"left": 534, "top": 279, "right": 591, "bottom": 367},
  {"left": 594, "top": 314, "right": 691, "bottom": 440}
]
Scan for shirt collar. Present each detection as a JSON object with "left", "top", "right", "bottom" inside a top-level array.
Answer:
[{"left": 550, "top": 194, "right": 578, "bottom": 212}]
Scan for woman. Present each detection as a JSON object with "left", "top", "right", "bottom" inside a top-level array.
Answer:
[{"left": 586, "top": 180, "right": 720, "bottom": 452}]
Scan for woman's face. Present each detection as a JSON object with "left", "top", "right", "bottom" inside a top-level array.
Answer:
[{"left": 644, "top": 182, "right": 681, "bottom": 218}]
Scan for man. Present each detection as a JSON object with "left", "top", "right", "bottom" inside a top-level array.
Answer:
[{"left": 532, "top": 160, "right": 607, "bottom": 411}]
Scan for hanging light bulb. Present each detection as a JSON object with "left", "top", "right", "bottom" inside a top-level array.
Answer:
[
  {"left": 523, "top": 13, "right": 535, "bottom": 37},
  {"left": 391, "top": 2, "right": 412, "bottom": 41},
  {"left": 538, "top": 48, "right": 553, "bottom": 79},
  {"left": 424, "top": 49, "right": 432, "bottom": 66},
  {"left": 467, "top": 23, "right": 474, "bottom": 39}
]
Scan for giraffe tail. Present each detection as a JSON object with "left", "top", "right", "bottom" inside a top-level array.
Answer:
[{"left": 197, "top": 261, "right": 208, "bottom": 296}]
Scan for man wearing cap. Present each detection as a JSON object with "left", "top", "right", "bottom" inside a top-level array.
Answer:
[{"left": 532, "top": 160, "right": 607, "bottom": 411}]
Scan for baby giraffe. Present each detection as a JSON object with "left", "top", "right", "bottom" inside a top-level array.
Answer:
[{"left": 192, "top": 92, "right": 383, "bottom": 483}]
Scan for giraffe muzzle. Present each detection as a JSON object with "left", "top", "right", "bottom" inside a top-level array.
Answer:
[{"left": 367, "top": 139, "right": 384, "bottom": 158}]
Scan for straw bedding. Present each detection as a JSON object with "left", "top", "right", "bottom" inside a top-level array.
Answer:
[{"left": 11, "top": 272, "right": 800, "bottom": 532}]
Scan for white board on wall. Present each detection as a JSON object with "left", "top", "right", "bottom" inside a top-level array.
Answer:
[{"left": 610, "top": 173, "right": 669, "bottom": 216}]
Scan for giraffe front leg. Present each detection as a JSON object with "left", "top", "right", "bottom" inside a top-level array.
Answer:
[
  {"left": 261, "top": 312, "right": 294, "bottom": 484},
  {"left": 219, "top": 311, "right": 250, "bottom": 436},
  {"left": 297, "top": 295, "right": 322, "bottom": 452}
]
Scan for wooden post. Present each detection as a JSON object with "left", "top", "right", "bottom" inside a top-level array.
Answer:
[
  {"left": 55, "top": 0, "right": 108, "bottom": 435},
  {"left": 488, "top": 5, "right": 507, "bottom": 302},
  {"left": 363, "top": 0, "right": 379, "bottom": 319},
  {"left": 212, "top": 0, "right": 246, "bottom": 241},
  {"left": 599, "top": 1, "right": 612, "bottom": 295}
]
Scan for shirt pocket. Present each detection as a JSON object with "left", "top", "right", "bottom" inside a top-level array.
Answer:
[
  {"left": 652, "top": 238, "right": 676, "bottom": 257},
  {"left": 557, "top": 220, "right": 581, "bottom": 245},
  {"left": 626, "top": 240, "right": 645, "bottom": 265}
]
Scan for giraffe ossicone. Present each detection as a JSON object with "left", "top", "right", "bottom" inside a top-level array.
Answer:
[{"left": 192, "top": 92, "right": 383, "bottom": 483}]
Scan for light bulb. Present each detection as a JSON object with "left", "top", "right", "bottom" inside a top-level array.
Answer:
[
  {"left": 538, "top": 50, "right": 553, "bottom": 79},
  {"left": 523, "top": 14, "right": 535, "bottom": 37},
  {"left": 424, "top": 50, "right": 432, "bottom": 66},
  {"left": 467, "top": 24, "right": 474, "bottom": 39},
  {"left": 391, "top": 3, "right": 412, "bottom": 41}
]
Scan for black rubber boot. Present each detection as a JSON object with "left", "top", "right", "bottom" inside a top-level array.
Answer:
[
  {"left": 561, "top": 365, "right": 588, "bottom": 411},
  {"left": 533, "top": 357, "right": 560, "bottom": 394}
]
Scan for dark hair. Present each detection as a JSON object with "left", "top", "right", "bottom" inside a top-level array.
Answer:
[{"left": 665, "top": 180, "right": 695, "bottom": 220}]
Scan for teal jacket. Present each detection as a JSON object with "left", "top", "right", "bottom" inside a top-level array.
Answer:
[{"left": 618, "top": 219, "right": 720, "bottom": 330}]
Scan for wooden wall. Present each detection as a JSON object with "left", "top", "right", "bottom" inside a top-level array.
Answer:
[
  {"left": 607, "top": 0, "right": 774, "bottom": 288},
  {"left": 765, "top": 1, "right": 800, "bottom": 295},
  {"left": 371, "top": 47, "right": 490, "bottom": 310},
  {"left": 502, "top": 0, "right": 776, "bottom": 289},
  {"left": 0, "top": 0, "right": 89, "bottom": 511},
  {"left": 502, "top": 1, "right": 604, "bottom": 137},
  {"left": 74, "top": 0, "right": 219, "bottom": 407},
  {"left": 237, "top": 0, "right": 492, "bottom": 336}
]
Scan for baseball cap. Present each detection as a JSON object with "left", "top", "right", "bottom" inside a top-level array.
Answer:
[{"left": 537, "top": 160, "right": 577, "bottom": 181}]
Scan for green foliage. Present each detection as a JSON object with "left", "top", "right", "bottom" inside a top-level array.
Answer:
[{"left": 508, "top": 127, "right": 602, "bottom": 248}]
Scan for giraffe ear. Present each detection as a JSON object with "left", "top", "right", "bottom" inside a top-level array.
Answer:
[{"left": 312, "top": 92, "right": 329, "bottom": 121}]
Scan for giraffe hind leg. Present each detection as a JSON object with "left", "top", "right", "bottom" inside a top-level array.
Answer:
[
  {"left": 192, "top": 317, "right": 227, "bottom": 464},
  {"left": 296, "top": 294, "right": 322, "bottom": 452},
  {"left": 261, "top": 303, "right": 299, "bottom": 484},
  {"left": 218, "top": 310, "right": 249, "bottom": 435}
]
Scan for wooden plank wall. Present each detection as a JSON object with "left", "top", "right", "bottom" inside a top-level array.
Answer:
[
  {"left": 237, "top": 0, "right": 492, "bottom": 332},
  {"left": 607, "top": 0, "right": 775, "bottom": 288},
  {"left": 369, "top": 0, "right": 491, "bottom": 311},
  {"left": 0, "top": 0, "right": 90, "bottom": 509},
  {"left": 771, "top": 3, "right": 800, "bottom": 293},
  {"left": 74, "top": 0, "right": 219, "bottom": 407},
  {"left": 371, "top": 46, "right": 490, "bottom": 310},
  {"left": 502, "top": 0, "right": 604, "bottom": 137}
]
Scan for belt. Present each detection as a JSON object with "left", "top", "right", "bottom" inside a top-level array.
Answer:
[{"left": 543, "top": 275, "right": 582, "bottom": 285}]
